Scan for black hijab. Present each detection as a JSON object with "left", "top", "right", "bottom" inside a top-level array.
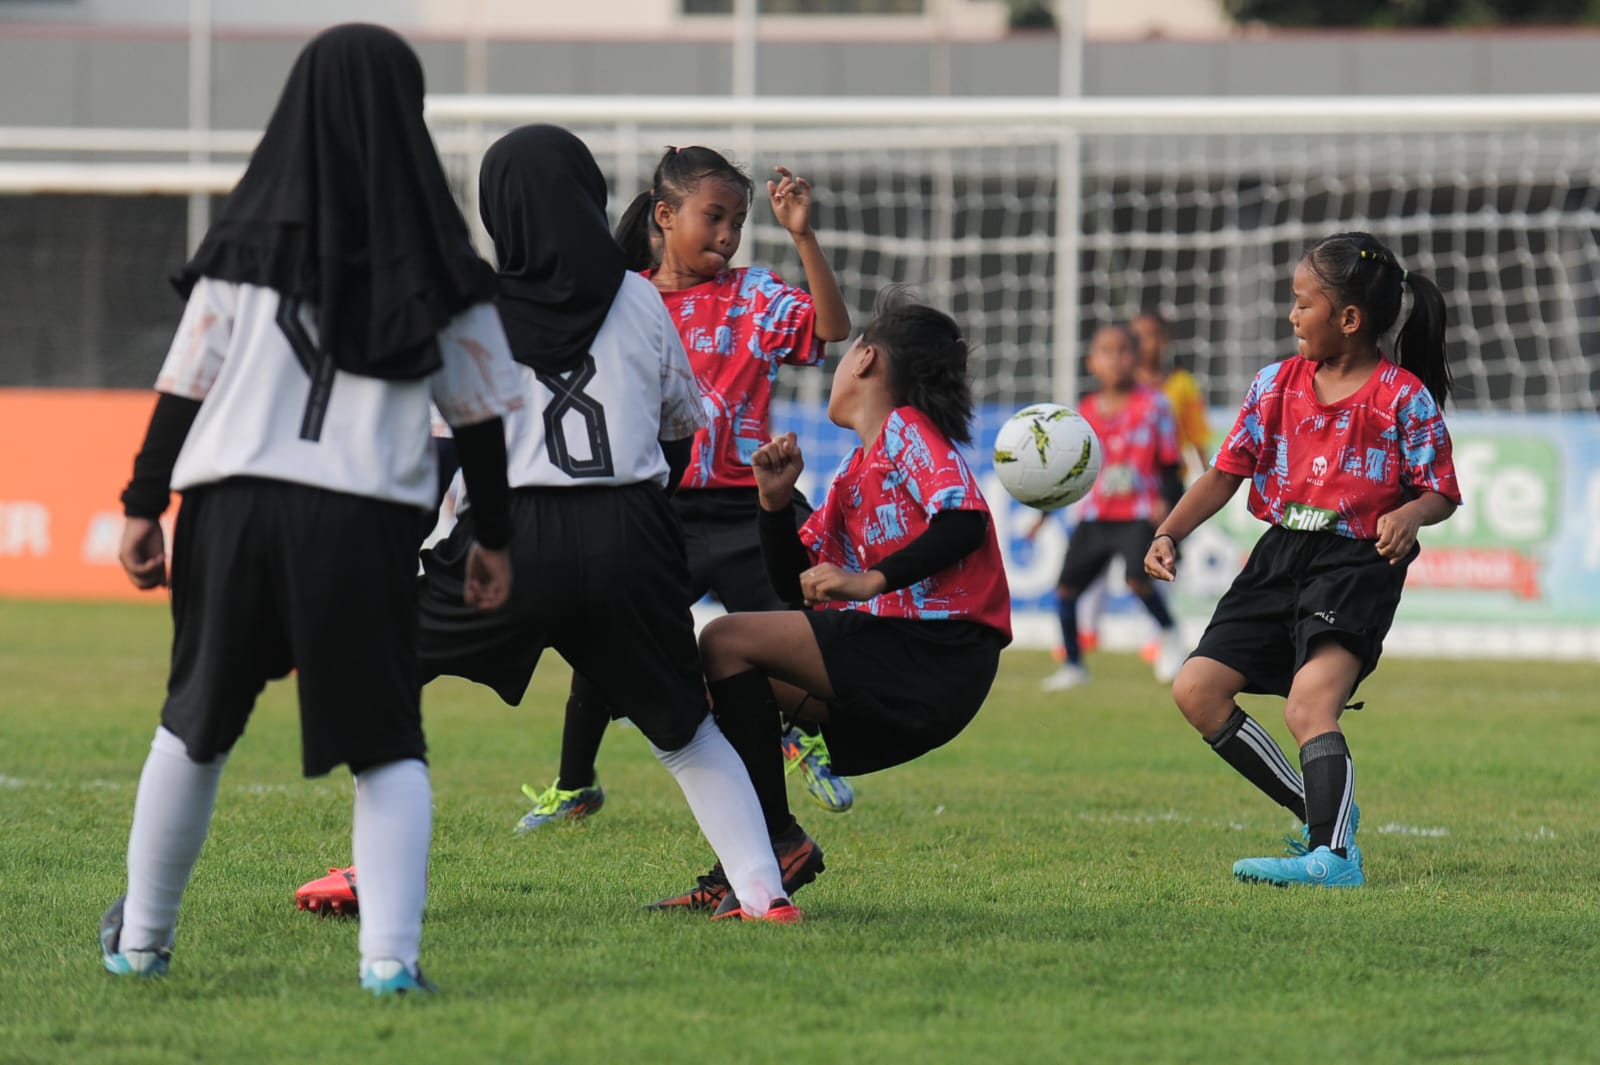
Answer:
[
  {"left": 477, "top": 124, "right": 626, "bottom": 374},
  {"left": 174, "top": 23, "right": 496, "bottom": 380}
]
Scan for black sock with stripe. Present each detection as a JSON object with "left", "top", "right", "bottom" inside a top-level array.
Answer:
[
  {"left": 1204, "top": 706, "right": 1306, "bottom": 821},
  {"left": 1300, "top": 731, "right": 1354, "bottom": 858}
]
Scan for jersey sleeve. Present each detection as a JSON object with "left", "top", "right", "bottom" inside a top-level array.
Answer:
[
  {"left": 1212, "top": 364, "right": 1275, "bottom": 476},
  {"left": 889, "top": 411, "right": 987, "bottom": 519},
  {"left": 154, "top": 278, "right": 237, "bottom": 400},
  {"left": 655, "top": 298, "right": 707, "bottom": 441},
  {"left": 755, "top": 269, "right": 825, "bottom": 368},
  {"left": 429, "top": 302, "right": 526, "bottom": 429},
  {"left": 1395, "top": 386, "right": 1462, "bottom": 505}
]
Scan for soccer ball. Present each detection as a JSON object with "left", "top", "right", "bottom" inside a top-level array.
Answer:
[{"left": 991, "top": 403, "right": 1102, "bottom": 511}]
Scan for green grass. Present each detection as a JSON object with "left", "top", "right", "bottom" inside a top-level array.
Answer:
[{"left": 1, "top": 599, "right": 1596, "bottom": 1064}]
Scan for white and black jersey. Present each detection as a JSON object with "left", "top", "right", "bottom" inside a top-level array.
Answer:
[
  {"left": 158, "top": 278, "right": 523, "bottom": 510},
  {"left": 504, "top": 271, "right": 703, "bottom": 490}
]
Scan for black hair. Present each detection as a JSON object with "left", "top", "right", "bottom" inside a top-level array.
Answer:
[
  {"left": 1302, "top": 231, "right": 1453, "bottom": 408},
  {"left": 613, "top": 145, "right": 755, "bottom": 273},
  {"left": 862, "top": 288, "right": 974, "bottom": 446}
]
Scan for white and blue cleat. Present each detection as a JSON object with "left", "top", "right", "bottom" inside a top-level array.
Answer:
[
  {"left": 360, "top": 959, "right": 438, "bottom": 997},
  {"left": 99, "top": 896, "right": 171, "bottom": 977}
]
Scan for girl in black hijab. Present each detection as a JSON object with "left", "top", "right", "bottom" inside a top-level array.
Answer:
[{"left": 108, "top": 23, "right": 522, "bottom": 997}]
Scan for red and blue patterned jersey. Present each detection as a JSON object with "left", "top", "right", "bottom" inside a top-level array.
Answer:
[
  {"left": 1213, "top": 355, "right": 1461, "bottom": 540},
  {"left": 800, "top": 406, "right": 1012, "bottom": 641},
  {"left": 1078, "top": 386, "right": 1180, "bottom": 522},
  {"left": 650, "top": 266, "right": 824, "bottom": 490}
]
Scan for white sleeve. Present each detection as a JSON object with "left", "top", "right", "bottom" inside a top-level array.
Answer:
[
  {"left": 154, "top": 278, "right": 237, "bottom": 400},
  {"left": 656, "top": 300, "right": 706, "bottom": 441},
  {"left": 429, "top": 302, "right": 526, "bottom": 428}
]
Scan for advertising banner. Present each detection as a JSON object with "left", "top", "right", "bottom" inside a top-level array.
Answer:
[{"left": 3, "top": 388, "right": 1597, "bottom": 659}]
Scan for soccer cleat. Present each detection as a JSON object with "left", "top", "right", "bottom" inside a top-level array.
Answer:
[
  {"left": 99, "top": 896, "right": 171, "bottom": 978},
  {"left": 296, "top": 866, "right": 359, "bottom": 917},
  {"left": 781, "top": 728, "right": 854, "bottom": 813},
  {"left": 1233, "top": 845, "right": 1365, "bottom": 888},
  {"left": 710, "top": 893, "right": 803, "bottom": 923},
  {"left": 1284, "top": 801, "right": 1362, "bottom": 863},
  {"left": 514, "top": 777, "right": 605, "bottom": 834},
  {"left": 647, "top": 821, "right": 826, "bottom": 912},
  {"left": 360, "top": 959, "right": 438, "bottom": 997},
  {"left": 1040, "top": 663, "right": 1090, "bottom": 692}
]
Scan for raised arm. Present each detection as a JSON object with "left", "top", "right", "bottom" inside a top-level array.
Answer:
[{"left": 768, "top": 166, "right": 851, "bottom": 342}]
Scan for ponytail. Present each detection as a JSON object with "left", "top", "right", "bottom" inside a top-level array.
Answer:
[
  {"left": 864, "top": 289, "right": 974, "bottom": 445},
  {"left": 1394, "top": 271, "right": 1453, "bottom": 409},
  {"left": 1303, "top": 230, "right": 1454, "bottom": 408},
  {"left": 613, "top": 189, "right": 657, "bottom": 272}
]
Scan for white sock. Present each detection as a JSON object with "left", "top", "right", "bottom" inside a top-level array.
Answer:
[
  {"left": 122, "top": 726, "right": 227, "bottom": 952},
  {"left": 352, "top": 759, "right": 431, "bottom": 973},
  {"left": 652, "top": 716, "right": 785, "bottom": 918}
]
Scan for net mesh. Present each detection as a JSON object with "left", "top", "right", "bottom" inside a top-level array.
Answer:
[{"left": 5, "top": 113, "right": 1600, "bottom": 414}]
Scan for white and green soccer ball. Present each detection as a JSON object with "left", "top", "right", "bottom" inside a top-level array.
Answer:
[{"left": 992, "top": 403, "right": 1102, "bottom": 511}]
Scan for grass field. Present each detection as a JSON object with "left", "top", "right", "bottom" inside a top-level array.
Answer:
[{"left": 2, "top": 598, "right": 1596, "bottom": 1064}]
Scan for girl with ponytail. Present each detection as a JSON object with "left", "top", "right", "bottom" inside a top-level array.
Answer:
[
  {"left": 668, "top": 292, "right": 1012, "bottom": 916},
  {"left": 1144, "top": 231, "right": 1461, "bottom": 890}
]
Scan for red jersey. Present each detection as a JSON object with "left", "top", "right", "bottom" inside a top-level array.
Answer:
[
  {"left": 649, "top": 266, "right": 824, "bottom": 489},
  {"left": 1214, "top": 355, "right": 1461, "bottom": 540},
  {"left": 1078, "top": 385, "right": 1180, "bottom": 523},
  {"left": 800, "top": 407, "right": 1012, "bottom": 641}
]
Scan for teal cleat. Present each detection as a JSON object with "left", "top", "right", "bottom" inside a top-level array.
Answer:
[
  {"left": 781, "top": 728, "right": 854, "bottom": 813},
  {"left": 1284, "top": 801, "right": 1361, "bottom": 864},
  {"left": 99, "top": 896, "right": 171, "bottom": 978},
  {"left": 361, "top": 960, "right": 438, "bottom": 997},
  {"left": 1234, "top": 845, "right": 1365, "bottom": 888},
  {"left": 514, "top": 777, "right": 605, "bottom": 833}
]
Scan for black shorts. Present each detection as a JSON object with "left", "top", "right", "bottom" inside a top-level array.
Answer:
[
  {"left": 418, "top": 483, "right": 709, "bottom": 751},
  {"left": 1057, "top": 519, "right": 1157, "bottom": 592},
  {"left": 805, "top": 610, "right": 1005, "bottom": 776},
  {"left": 673, "top": 487, "right": 812, "bottom": 612},
  {"left": 161, "top": 478, "right": 426, "bottom": 778},
  {"left": 1191, "top": 524, "right": 1416, "bottom": 699}
]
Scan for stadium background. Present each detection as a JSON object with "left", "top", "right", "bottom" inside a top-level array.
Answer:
[{"left": 1, "top": 1, "right": 1597, "bottom": 659}]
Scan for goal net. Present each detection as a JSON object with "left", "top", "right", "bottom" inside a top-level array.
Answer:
[{"left": 4, "top": 96, "right": 1600, "bottom": 414}]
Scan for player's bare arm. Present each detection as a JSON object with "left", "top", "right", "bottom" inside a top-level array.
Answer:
[
  {"left": 1375, "top": 490, "right": 1456, "bottom": 563},
  {"left": 1145, "top": 467, "right": 1245, "bottom": 580},
  {"left": 768, "top": 166, "right": 851, "bottom": 342}
]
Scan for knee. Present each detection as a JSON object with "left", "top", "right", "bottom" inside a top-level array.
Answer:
[
  {"left": 1125, "top": 577, "right": 1152, "bottom": 596},
  {"left": 1057, "top": 584, "right": 1079, "bottom": 601},
  {"left": 697, "top": 615, "right": 742, "bottom": 680},
  {"left": 1171, "top": 661, "right": 1230, "bottom": 734},
  {"left": 1282, "top": 696, "right": 1338, "bottom": 744}
]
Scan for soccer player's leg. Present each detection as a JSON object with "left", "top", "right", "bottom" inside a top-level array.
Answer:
[
  {"left": 109, "top": 483, "right": 278, "bottom": 975},
  {"left": 288, "top": 487, "right": 437, "bottom": 986},
  {"left": 1233, "top": 637, "right": 1364, "bottom": 888},
  {"left": 1119, "top": 521, "right": 1187, "bottom": 683},
  {"left": 515, "top": 672, "right": 609, "bottom": 834},
  {"left": 1043, "top": 524, "right": 1111, "bottom": 692}
]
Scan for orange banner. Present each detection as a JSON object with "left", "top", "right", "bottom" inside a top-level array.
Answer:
[{"left": 0, "top": 388, "right": 164, "bottom": 601}]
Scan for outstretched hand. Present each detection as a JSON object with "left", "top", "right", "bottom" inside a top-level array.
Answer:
[
  {"left": 767, "top": 167, "right": 814, "bottom": 239},
  {"left": 753, "top": 431, "right": 804, "bottom": 510}
]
